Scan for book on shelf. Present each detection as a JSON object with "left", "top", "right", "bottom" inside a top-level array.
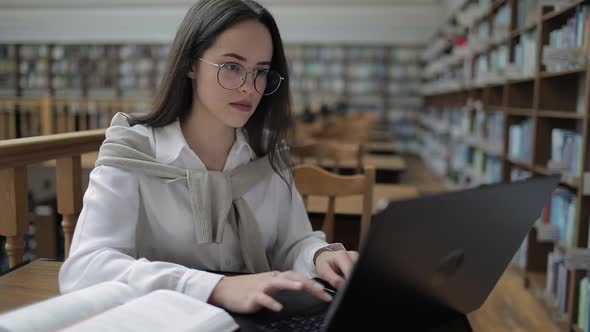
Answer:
[
  {"left": 0, "top": 281, "right": 238, "bottom": 332},
  {"left": 484, "top": 156, "right": 502, "bottom": 183},
  {"left": 543, "top": 4, "right": 590, "bottom": 72},
  {"left": 548, "top": 128, "right": 582, "bottom": 181},
  {"left": 535, "top": 219, "right": 560, "bottom": 242},
  {"left": 577, "top": 277, "right": 590, "bottom": 331},
  {"left": 492, "top": 3, "right": 512, "bottom": 42},
  {"left": 508, "top": 119, "right": 534, "bottom": 164},
  {"left": 516, "top": 0, "right": 540, "bottom": 30},
  {"left": 513, "top": 30, "right": 538, "bottom": 78},
  {"left": 547, "top": 249, "right": 562, "bottom": 304},
  {"left": 548, "top": 187, "right": 577, "bottom": 247},
  {"left": 564, "top": 247, "right": 590, "bottom": 270},
  {"left": 546, "top": 248, "right": 571, "bottom": 314}
]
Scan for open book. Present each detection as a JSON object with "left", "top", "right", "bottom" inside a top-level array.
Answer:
[{"left": 0, "top": 281, "right": 238, "bottom": 332}]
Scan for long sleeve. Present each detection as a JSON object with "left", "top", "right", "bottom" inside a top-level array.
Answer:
[
  {"left": 58, "top": 166, "right": 223, "bottom": 302},
  {"left": 268, "top": 176, "right": 342, "bottom": 277}
]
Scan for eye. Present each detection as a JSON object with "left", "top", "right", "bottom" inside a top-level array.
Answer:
[
  {"left": 255, "top": 69, "right": 269, "bottom": 77},
  {"left": 224, "top": 63, "right": 242, "bottom": 72}
]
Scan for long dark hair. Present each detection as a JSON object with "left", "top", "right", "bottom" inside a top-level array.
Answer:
[{"left": 132, "top": 0, "right": 293, "bottom": 187}]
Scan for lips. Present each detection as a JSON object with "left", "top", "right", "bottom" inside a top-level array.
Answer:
[{"left": 229, "top": 100, "right": 253, "bottom": 112}]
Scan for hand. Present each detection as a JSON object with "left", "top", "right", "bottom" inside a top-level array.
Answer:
[
  {"left": 314, "top": 250, "right": 359, "bottom": 289},
  {"left": 208, "top": 270, "right": 333, "bottom": 314}
]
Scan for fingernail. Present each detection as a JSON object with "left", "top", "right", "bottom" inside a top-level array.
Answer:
[
  {"left": 314, "top": 283, "right": 324, "bottom": 290},
  {"left": 273, "top": 303, "right": 283, "bottom": 311},
  {"left": 292, "top": 281, "right": 303, "bottom": 288}
]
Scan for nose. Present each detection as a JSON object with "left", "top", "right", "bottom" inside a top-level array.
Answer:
[{"left": 239, "top": 72, "right": 257, "bottom": 95}]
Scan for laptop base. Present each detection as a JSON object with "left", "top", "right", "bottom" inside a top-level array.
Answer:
[{"left": 427, "top": 314, "right": 473, "bottom": 332}]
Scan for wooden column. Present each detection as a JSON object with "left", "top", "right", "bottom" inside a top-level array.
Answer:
[
  {"left": 79, "top": 100, "right": 88, "bottom": 131},
  {"left": 57, "top": 108, "right": 67, "bottom": 133},
  {"left": 7, "top": 104, "right": 16, "bottom": 139},
  {"left": 19, "top": 107, "right": 28, "bottom": 138},
  {"left": 0, "top": 104, "right": 5, "bottom": 140},
  {"left": 0, "top": 167, "right": 29, "bottom": 267},
  {"left": 67, "top": 104, "right": 76, "bottom": 133},
  {"left": 31, "top": 104, "right": 41, "bottom": 136},
  {"left": 56, "top": 156, "right": 82, "bottom": 258},
  {"left": 41, "top": 95, "right": 53, "bottom": 135}
]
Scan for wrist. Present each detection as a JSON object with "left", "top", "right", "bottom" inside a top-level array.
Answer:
[
  {"left": 313, "top": 243, "right": 347, "bottom": 266},
  {"left": 208, "top": 276, "right": 228, "bottom": 306}
]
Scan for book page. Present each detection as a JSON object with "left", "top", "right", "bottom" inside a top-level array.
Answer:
[
  {"left": 59, "top": 290, "right": 239, "bottom": 332},
  {"left": 0, "top": 281, "right": 137, "bottom": 332}
]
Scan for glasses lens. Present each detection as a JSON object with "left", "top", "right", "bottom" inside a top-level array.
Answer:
[
  {"left": 255, "top": 69, "right": 282, "bottom": 95},
  {"left": 218, "top": 63, "right": 246, "bottom": 90}
]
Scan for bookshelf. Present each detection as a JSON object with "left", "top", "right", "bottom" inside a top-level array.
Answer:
[
  {"left": 285, "top": 44, "right": 423, "bottom": 150},
  {"left": 0, "top": 44, "right": 170, "bottom": 100},
  {"left": 0, "top": 45, "right": 16, "bottom": 97},
  {"left": 421, "top": 0, "right": 590, "bottom": 330},
  {"left": 19, "top": 45, "right": 50, "bottom": 97},
  {"left": 0, "top": 43, "right": 422, "bottom": 128}
]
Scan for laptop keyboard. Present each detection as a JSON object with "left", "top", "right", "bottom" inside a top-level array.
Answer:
[{"left": 260, "top": 313, "right": 326, "bottom": 332}]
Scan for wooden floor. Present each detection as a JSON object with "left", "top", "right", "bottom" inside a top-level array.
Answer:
[{"left": 398, "top": 154, "right": 562, "bottom": 332}]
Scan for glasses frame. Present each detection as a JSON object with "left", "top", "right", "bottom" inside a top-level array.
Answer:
[{"left": 198, "top": 58, "right": 284, "bottom": 96}]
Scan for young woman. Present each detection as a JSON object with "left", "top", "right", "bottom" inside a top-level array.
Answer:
[{"left": 59, "top": 0, "right": 358, "bottom": 314}]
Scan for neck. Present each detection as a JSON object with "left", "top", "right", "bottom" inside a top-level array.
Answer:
[{"left": 181, "top": 102, "right": 236, "bottom": 171}]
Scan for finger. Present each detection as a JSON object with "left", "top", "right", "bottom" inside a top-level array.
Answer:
[
  {"left": 279, "top": 271, "right": 333, "bottom": 302},
  {"left": 332, "top": 252, "right": 355, "bottom": 279},
  {"left": 262, "top": 277, "right": 304, "bottom": 294},
  {"left": 301, "top": 278, "right": 333, "bottom": 302},
  {"left": 321, "top": 268, "right": 347, "bottom": 289},
  {"left": 347, "top": 250, "right": 359, "bottom": 262},
  {"left": 254, "top": 292, "right": 283, "bottom": 312}
]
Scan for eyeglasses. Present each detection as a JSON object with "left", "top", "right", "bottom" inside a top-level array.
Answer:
[{"left": 198, "top": 58, "right": 284, "bottom": 96}]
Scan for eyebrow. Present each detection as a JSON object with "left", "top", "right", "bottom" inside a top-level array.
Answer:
[{"left": 222, "top": 53, "right": 271, "bottom": 66}]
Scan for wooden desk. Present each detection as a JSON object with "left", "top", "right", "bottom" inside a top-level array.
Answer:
[
  {"left": 365, "top": 141, "right": 399, "bottom": 155},
  {"left": 305, "top": 184, "right": 419, "bottom": 215},
  {"left": 0, "top": 259, "right": 61, "bottom": 313},
  {"left": 302, "top": 154, "right": 406, "bottom": 183},
  {"left": 368, "top": 130, "right": 393, "bottom": 142},
  {"left": 303, "top": 154, "right": 405, "bottom": 172},
  {"left": 0, "top": 257, "right": 548, "bottom": 332}
]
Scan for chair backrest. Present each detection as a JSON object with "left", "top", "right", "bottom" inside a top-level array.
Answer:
[
  {"left": 292, "top": 117, "right": 324, "bottom": 144},
  {"left": 312, "top": 114, "right": 372, "bottom": 144},
  {"left": 290, "top": 140, "right": 364, "bottom": 174},
  {"left": 293, "top": 164, "right": 375, "bottom": 247}
]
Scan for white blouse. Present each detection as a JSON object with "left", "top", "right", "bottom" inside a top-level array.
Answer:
[{"left": 58, "top": 118, "right": 336, "bottom": 302}]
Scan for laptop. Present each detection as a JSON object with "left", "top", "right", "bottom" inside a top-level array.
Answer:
[{"left": 233, "top": 175, "right": 561, "bottom": 331}]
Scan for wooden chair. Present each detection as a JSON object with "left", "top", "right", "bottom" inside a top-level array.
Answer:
[
  {"left": 310, "top": 113, "right": 374, "bottom": 144},
  {"left": 293, "top": 164, "right": 375, "bottom": 247},
  {"left": 290, "top": 140, "right": 364, "bottom": 174},
  {"left": 291, "top": 117, "right": 324, "bottom": 144}
]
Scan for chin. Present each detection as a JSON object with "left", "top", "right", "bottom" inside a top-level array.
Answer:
[
  {"left": 222, "top": 117, "right": 250, "bottom": 129},
  {"left": 222, "top": 110, "right": 254, "bottom": 128}
]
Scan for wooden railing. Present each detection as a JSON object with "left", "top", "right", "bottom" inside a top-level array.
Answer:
[
  {"left": 0, "top": 96, "right": 150, "bottom": 140},
  {"left": 0, "top": 129, "right": 105, "bottom": 267},
  {"left": 0, "top": 98, "right": 43, "bottom": 139},
  {"left": 0, "top": 96, "right": 149, "bottom": 266}
]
